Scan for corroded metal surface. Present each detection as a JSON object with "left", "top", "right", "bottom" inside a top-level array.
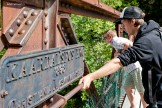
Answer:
[
  {"left": 58, "top": 14, "right": 77, "bottom": 45},
  {"left": 57, "top": 14, "right": 99, "bottom": 106},
  {"left": 50, "top": 83, "right": 84, "bottom": 108},
  {"left": 0, "top": 0, "right": 122, "bottom": 107},
  {"left": 4, "top": 0, "right": 44, "bottom": 8},
  {"left": 44, "top": 0, "right": 58, "bottom": 48},
  {"left": 59, "top": 0, "right": 120, "bottom": 21},
  {"left": 0, "top": 44, "right": 84, "bottom": 108},
  {"left": 4, "top": 7, "right": 43, "bottom": 46},
  {"left": 1, "top": 1, "right": 44, "bottom": 55}
]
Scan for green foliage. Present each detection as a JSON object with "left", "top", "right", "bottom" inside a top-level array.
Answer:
[
  {"left": 100, "top": 0, "right": 122, "bottom": 8},
  {"left": 71, "top": 15, "right": 114, "bottom": 72},
  {"left": 0, "top": 49, "right": 6, "bottom": 59},
  {"left": 137, "top": 0, "right": 162, "bottom": 26},
  {"left": 69, "top": 0, "right": 127, "bottom": 107},
  {"left": 71, "top": 14, "right": 115, "bottom": 107},
  {"left": 114, "top": 0, "right": 162, "bottom": 26},
  {"left": 116, "top": 0, "right": 139, "bottom": 11}
]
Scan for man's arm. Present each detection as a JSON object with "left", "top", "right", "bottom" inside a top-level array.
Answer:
[{"left": 79, "top": 57, "right": 123, "bottom": 90}]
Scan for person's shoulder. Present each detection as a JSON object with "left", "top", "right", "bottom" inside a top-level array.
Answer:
[
  {"left": 118, "top": 37, "right": 130, "bottom": 42},
  {"left": 118, "top": 37, "right": 129, "bottom": 39},
  {"left": 112, "top": 36, "right": 119, "bottom": 41}
]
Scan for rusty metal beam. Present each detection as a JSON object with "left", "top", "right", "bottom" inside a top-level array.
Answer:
[
  {"left": 59, "top": 0, "right": 120, "bottom": 21},
  {"left": 1, "top": 0, "right": 45, "bottom": 55},
  {"left": 0, "top": 0, "right": 122, "bottom": 107},
  {"left": 4, "top": 0, "right": 44, "bottom": 8},
  {"left": 44, "top": 0, "right": 58, "bottom": 48},
  {"left": 0, "top": 29, "right": 5, "bottom": 51},
  {"left": 3, "top": 7, "right": 44, "bottom": 47},
  {"left": 0, "top": 40, "right": 4, "bottom": 51},
  {"left": 50, "top": 83, "right": 83, "bottom": 108}
]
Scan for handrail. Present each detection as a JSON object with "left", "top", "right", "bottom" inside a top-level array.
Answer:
[{"left": 50, "top": 83, "right": 83, "bottom": 108}]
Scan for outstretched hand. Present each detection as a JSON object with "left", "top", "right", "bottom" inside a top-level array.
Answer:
[
  {"left": 123, "top": 41, "right": 133, "bottom": 50},
  {"left": 79, "top": 58, "right": 122, "bottom": 90},
  {"left": 79, "top": 74, "right": 93, "bottom": 90}
]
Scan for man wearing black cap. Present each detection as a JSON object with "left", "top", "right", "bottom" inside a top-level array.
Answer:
[{"left": 79, "top": 6, "right": 162, "bottom": 108}]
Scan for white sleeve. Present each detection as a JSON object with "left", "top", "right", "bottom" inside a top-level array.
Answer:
[{"left": 111, "top": 37, "right": 132, "bottom": 50}]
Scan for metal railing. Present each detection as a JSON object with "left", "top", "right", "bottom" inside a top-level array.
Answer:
[{"left": 50, "top": 83, "right": 83, "bottom": 108}]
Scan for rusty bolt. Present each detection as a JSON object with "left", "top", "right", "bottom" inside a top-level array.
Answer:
[
  {"left": 31, "top": 11, "right": 38, "bottom": 16},
  {"left": 9, "top": 29, "right": 14, "bottom": 36},
  {"left": 44, "top": 10, "right": 48, "bottom": 17},
  {"left": 61, "top": 26, "right": 64, "bottom": 30},
  {"left": 23, "top": 11, "right": 28, "bottom": 18},
  {"left": 1, "top": 90, "right": 8, "bottom": 98},
  {"left": 50, "top": 98, "right": 54, "bottom": 103},
  {"left": 17, "top": 19, "right": 22, "bottom": 26},
  {"left": 18, "top": 29, "right": 26, "bottom": 35},
  {"left": 44, "top": 25, "right": 48, "bottom": 30},
  {"left": 25, "top": 20, "right": 33, "bottom": 25},
  {"left": 44, "top": 39, "right": 48, "bottom": 44}
]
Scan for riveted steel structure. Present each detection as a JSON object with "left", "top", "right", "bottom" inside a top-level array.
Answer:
[{"left": 0, "top": 0, "right": 122, "bottom": 108}]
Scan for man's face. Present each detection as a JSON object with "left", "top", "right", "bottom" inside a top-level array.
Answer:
[{"left": 121, "top": 19, "right": 132, "bottom": 35}]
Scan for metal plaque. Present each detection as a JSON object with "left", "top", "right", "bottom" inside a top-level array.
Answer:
[{"left": 0, "top": 44, "right": 84, "bottom": 108}]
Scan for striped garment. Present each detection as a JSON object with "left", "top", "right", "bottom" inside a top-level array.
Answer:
[{"left": 123, "top": 61, "right": 142, "bottom": 73}]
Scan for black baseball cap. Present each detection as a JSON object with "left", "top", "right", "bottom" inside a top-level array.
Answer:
[{"left": 114, "top": 6, "right": 143, "bottom": 24}]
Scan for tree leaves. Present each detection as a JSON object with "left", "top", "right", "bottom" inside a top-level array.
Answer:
[{"left": 71, "top": 15, "right": 114, "bottom": 72}]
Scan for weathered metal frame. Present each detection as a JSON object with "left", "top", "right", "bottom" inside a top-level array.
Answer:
[
  {"left": 0, "top": 44, "right": 84, "bottom": 108},
  {"left": 50, "top": 83, "right": 83, "bottom": 108},
  {"left": 0, "top": 0, "right": 121, "bottom": 107},
  {"left": 59, "top": 0, "right": 120, "bottom": 21}
]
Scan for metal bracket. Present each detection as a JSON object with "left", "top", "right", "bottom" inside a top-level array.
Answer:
[{"left": 4, "top": 7, "right": 43, "bottom": 47}]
